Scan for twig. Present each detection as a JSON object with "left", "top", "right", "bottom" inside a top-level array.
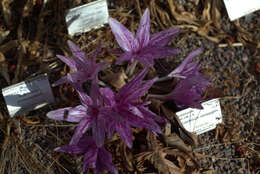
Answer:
[
  {"left": 155, "top": 76, "right": 172, "bottom": 83},
  {"left": 218, "top": 42, "right": 243, "bottom": 48},
  {"left": 135, "top": 0, "right": 142, "bottom": 18}
]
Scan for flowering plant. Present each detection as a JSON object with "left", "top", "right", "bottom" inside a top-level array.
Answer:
[
  {"left": 47, "top": 8, "right": 210, "bottom": 174},
  {"left": 109, "top": 8, "right": 180, "bottom": 67}
]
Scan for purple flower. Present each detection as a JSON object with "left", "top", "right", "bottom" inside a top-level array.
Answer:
[
  {"left": 53, "top": 40, "right": 107, "bottom": 86},
  {"left": 47, "top": 77, "right": 106, "bottom": 147},
  {"left": 48, "top": 69, "right": 166, "bottom": 149},
  {"left": 109, "top": 8, "right": 180, "bottom": 67},
  {"left": 167, "top": 48, "right": 202, "bottom": 79},
  {"left": 165, "top": 72, "right": 210, "bottom": 109},
  {"left": 101, "top": 69, "right": 166, "bottom": 148},
  {"left": 55, "top": 136, "right": 118, "bottom": 174}
]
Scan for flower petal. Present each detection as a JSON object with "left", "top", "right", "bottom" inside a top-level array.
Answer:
[
  {"left": 167, "top": 73, "right": 210, "bottom": 109},
  {"left": 90, "top": 78, "right": 101, "bottom": 107},
  {"left": 168, "top": 48, "right": 202, "bottom": 78},
  {"left": 138, "top": 106, "right": 167, "bottom": 124},
  {"left": 149, "top": 28, "right": 181, "bottom": 47},
  {"left": 99, "top": 87, "right": 116, "bottom": 106},
  {"left": 117, "top": 69, "right": 148, "bottom": 103},
  {"left": 97, "top": 147, "right": 119, "bottom": 174},
  {"left": 140, "top": 46, "right": 180, "bottom": 60},
  {"left": 54, "top": 144, "right": 85, "bottom": 154},
  {"left": 92, "top": 116, "right": 105, "bottom": 147},
  {"left": 47, "top": 105, "right": 86, "bottom": 122},
  {"left": 115, "top": 51, "right": 133, "bottom": 64},
  {"left": 82, "top": 148, "right": 98, "bottom": 172},
  {"left": 136, "top": 8, "right": 150, "bottom": 48},
  {"left": 67, "top": 40, "right": 88, "bottom": 64},
  {"left": 70, "top": 118, "right": 91, "bottom": 144},
  {"left": 109, "top": 18, "right": 139, "bottom": 52},
  {"left": 56, "top": 55, "right": 77, "bottom": 71},
  {"left": 116, "top": 123, "right": 133, "bottom": 148}
]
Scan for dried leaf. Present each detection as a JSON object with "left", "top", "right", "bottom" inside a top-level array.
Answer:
[
  {"left": 211, "top": 0, "right": 222, "bottom": 29},
  {"left": 161, "top": 106, "right": 199, "bottom": 147},
  {"left": 0, "top": 29, "right": 10, "bottom": 44},
  {"left": 202, "top": 170, "right": 215, "bottom": 174},
  {"left": 120, "top": 142, "right": 134, "bottom": 172},
  {"left": 0, "top": 52, "right": 5, "bottom": 63},
  {"left": 150, "top": 0, "right": 174, "bottom": 29},
  {"left": 22, "top": 0, "right": 34, "bottom": 18},
  {"left": 215, "top": 123, "right": 241, "bottom": 143},
  {"left": 0, "top": 40, "right": 18, "bottom": 53},
  {"left": 152, "top": 149, "right": 184, "bottom": 174},
  {"left": 101, "top": 68, "right": 128, "bottom": 89},
  {"left": 167, "top": 0, "right": 199, "bottom": 26},
  {"left": 0, "top": 61, "right": 10, "bottom": 84},
  {"left": 1, "top": 0, "right": 14, "bottom": 27},
  {"left": 234, "top": 20, "right": 259, "bottom": 49},
  {"left": 163, "top": 132, "right": 192, "bottom": 153},
  {"left": 21, "top": 117, "right": 40, "bottom": 125}
]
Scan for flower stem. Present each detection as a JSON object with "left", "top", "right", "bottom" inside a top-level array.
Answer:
[
  {"left": 126, "top": 60, "right": 138, "bottom": 77},
  {"left": 148, "top": 94, "right": 168, "bottom": 100},
  {"left": 155, "top": 76, "right": 172, "bottom": 83}
]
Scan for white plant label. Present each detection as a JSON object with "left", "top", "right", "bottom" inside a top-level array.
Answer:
[
  {"left": 176, "top": 99, "right": 222, "bottom": 135},
  {"left": 223, "top": 0, "right": 260, "bottom": 21},
  {"left": 66, "top": 0, "right": 109, "bottom": 36},
  {"left": 2, "top": 74, "right": 54, "bottom": 117}
]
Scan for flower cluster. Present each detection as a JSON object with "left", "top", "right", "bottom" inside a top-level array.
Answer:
[
  {"left": 150, "top": 48, "right": 211, "bottom": 109},
  {"left": 47, "top": 8, "right": 210, "bottom": 174}
]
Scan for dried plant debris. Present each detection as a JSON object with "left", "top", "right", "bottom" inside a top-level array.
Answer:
[
  {"left": 136, "top": 131, "right": 202, "bottom": 174},
  {"left": 149, "top": 0, "right": 260, "bottom": 49},
  {"left": 0, "top": 0, "right": 260, "bottom": 174}
]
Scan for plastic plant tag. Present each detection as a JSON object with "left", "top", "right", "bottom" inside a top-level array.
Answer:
[
  {"left": 2, "top": 74, "right": 54, "bottom": 117},
  {"left": 65, "top": 0, "right": 109, "bottom": 36},
  {"left": 223, "top": 0, "right": 260, "bottom": 21},
  {"left": 176, "top": 98, "right": 222, "bottom": 135}
]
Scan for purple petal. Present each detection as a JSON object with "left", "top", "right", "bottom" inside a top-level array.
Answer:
[
  {"left": 52, "top": 73, "right": 83, "bottom": 87},
  {"left": 149, "top": 28, "right": 181, "bottom": 47},
  {"left": 122, "top": 110, "right": 162, "bottom": 133},
  {"left": 136, "top": 8, "right": 150, "bottom": 48},
  {"left": 116, "top": 123, "right": 133, "bottom": 148},
  {"left": 117, "top": 69, "right": 148, "bottom": 102},
  {"left": 90, "top": 62, "right": 107, "bottom": 79},
  {"left": 126, "top": 78, "right": 156, "bottom": 102},
  {"left": 138, "top": 56, "right": 155, "bottom": 67},
  {"left": 92, "top": 116, "right": 105, "bottom": 147},
  {"left": 168, "top": 48, "right": 202, "bottom": 78},
  {"left": 82, "top": 148, "right": 98, "bottom": 172},
  {"left": 70, "top": 118, "right": 91, "bottom": 144},
  {"left": 97, "top": 147, "right": 119, "bottom": 174},
  {"left": 76, "top": 88, "right": 92, "bottom": 106},
  {"left": 167, "top": 73, "right": 210, "bottom": 109},
  {"left": 54, "top": 144, "right": 85, "bottom": 154},
  {"left": 99, "top": 88, "right": 116, "bottom": 106},
  {"left": 138, "top": 106, "right": 167, "bottom": 124},
  {"left": 56, "top": 55, "right": 77, "bottom": 71},
  {"left": 90, "top": 78, "right": 101, "bottom": 107},
  {"left": 128, "top": 106, "right": 144, "bottom": 118},
  {"left": 47, "top": 105, "right": 86, "bottom": 122},
  {"left": 139, "top": 46, "right": 180, "bottom": 62},
  {"left": 67, "top": 40, "right": 88, "bottom": 64},
  {"left": 115, "top": 51, "right": 133, "bottom": 64},
  {"left": 109, "top": 18, "right": 139, "bottom": 52},
  {"left": 52, "top": 76, "right": 68, "bottom": 87}
]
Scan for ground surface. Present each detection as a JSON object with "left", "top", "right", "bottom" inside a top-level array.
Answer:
[{"left": 0, "top": 0, "right": 260, "bottom": 174}]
